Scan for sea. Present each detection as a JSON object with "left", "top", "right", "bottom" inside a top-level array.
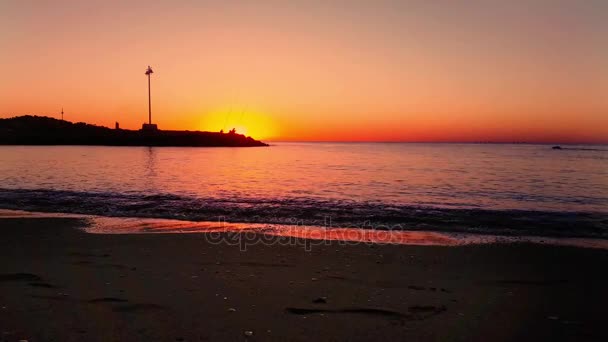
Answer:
[{"left": 0, "top": 143, "right": 607, "bottom": 239}]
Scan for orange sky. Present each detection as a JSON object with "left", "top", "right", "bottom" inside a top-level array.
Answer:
[{"left": 1, "top": 0, "right": 607, "bottom": 142}]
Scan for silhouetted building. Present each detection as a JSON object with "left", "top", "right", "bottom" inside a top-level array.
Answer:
[
  {"left": 115, "top": 122, "right": 120, "bottom": 130},
  {"left": 141, "top": 123, "right": 158, "bottom": 132}
]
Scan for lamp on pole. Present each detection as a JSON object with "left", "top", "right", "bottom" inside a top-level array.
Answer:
[{"left": 145, "top": 66, "right": 154, "bottom": 125}]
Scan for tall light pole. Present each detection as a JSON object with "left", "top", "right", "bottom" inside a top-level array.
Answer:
[{"left": 145, "top": 66, "right": 154, "bottom": 125}]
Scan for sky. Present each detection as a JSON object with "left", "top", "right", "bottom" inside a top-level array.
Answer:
[{"left": 1, "top": 0, "right": 607, "bottom": 142}]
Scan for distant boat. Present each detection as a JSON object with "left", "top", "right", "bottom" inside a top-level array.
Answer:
[{"left": 552, "top": 146, "right": 562, "bottom": 150}]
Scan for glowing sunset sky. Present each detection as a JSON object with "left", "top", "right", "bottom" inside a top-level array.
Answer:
[{"left": 1, "top": 0, "right": 606, "bottom": 142}]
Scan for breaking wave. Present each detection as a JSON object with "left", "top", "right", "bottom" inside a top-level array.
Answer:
[{"left": 0, "top": 188, "right": 606, "bottom": 239}]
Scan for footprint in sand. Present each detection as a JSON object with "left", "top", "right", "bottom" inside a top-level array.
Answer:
[
  {"left": 285, "top": 307, "right": 404, "bottom": 318},
  {"left": 286, "top": 305, "right": 447, "bottom": 321},
  {"left": 0, "top": 273, "right": 43, "bottom": 282},
  {"left": 88, "top": 297, "right": 129, "bottom": 303},
  {"left": 87, "top": 298, "right": 166, "bottom": 313},
  {"left": 112, "top": 303, "right": 166, "bottom": 313},
  {"left": 408, "top": 305, "right": 446, "bottom": 314},
  {"left": 29, "top": 294, "right": 71, "bottom": 301},
  {"left": 1, "top": 273, "right": 59, "bottom": 289},
  {"left": 28, "top": 282, "right": 57, "bottom": 288},
  {"left": 68, "top": 252, "right": 111, "bottom": 258}
]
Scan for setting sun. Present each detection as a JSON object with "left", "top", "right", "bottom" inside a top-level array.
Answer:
[{"left": 199, "top": 107, "right": 278, "bottom": 140}]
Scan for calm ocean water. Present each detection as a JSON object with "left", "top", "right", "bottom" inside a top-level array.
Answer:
[{"left": 1, "top": 143, "right": 607, "bottom": 237}]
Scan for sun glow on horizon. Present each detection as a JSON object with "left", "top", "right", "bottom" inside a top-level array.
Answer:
[{"left": 199, "top": 107, "right": 278, "bottom": 140}]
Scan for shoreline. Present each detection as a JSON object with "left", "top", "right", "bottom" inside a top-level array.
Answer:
[
  {"left": 2, "top": 187, "right": 606, "bottom": 239},
  {"left": 0, "top": 215, "right": 607, "bottom": 341},
  {"left": 2, "top": 209, "right": 607, "bottom": 250}
]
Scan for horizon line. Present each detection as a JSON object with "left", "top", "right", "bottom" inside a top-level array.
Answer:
[{"left": 264, "top": 140, "right": 608, "bottom": 145}]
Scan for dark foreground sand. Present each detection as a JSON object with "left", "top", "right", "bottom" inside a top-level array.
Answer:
[{"left": 1, "top": 217, "right": 607, "bottom": 341}]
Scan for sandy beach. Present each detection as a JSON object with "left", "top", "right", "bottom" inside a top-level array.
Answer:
[{"left": 0, "top": 216, "right": 607, "bottom": 341}]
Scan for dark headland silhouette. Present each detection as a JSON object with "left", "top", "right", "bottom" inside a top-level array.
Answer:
[{"left": 0, "top": 116, "right": 268, "bottom": 147}]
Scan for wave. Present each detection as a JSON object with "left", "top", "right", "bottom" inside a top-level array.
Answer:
[{"left": 0, "top": 188, "right": 606, "bottom": 239}]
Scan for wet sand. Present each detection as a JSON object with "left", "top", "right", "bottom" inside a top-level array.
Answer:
[{"left": 1, "top": 217, "right": 607, "bottom": 341}]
